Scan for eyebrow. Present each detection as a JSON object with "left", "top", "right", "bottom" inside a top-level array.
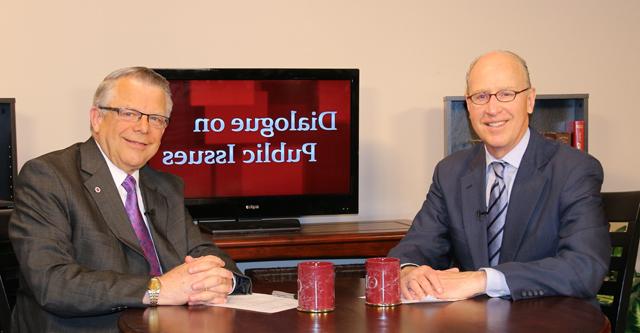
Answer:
[
  {"left": 468, "top": 86, "right": 520, "bottom": 94},
  {"left": 121, "top": 106, "right": 167, "bottom": 116}
]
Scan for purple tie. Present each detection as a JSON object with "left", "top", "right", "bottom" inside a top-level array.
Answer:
[{"left": 122, "top": 175, "right": 162, "bottom": 276}]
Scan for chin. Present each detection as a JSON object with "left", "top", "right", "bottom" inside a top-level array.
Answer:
[
  {"left": 482, "top": 139, "right": 509, "bottom": 152},
  {"left": 123, "top": 157, "right": 147, "bottom": 170}
]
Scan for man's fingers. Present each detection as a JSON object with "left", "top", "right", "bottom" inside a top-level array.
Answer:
[
  {"left": 187, "top": 290, "right": 228, "bottom": 305},
  {"left": 418, "top": 274, "right": 443, "bottom": 297},
  {"left": 187, "top": 256, "right": 227, "bottom": 274},
  {"left": 184, "top": 255, "right": 196, "bottom": 264},
  {"left": 203, "top": 255, "right": 226, "bottom": 267},
  {"left": 400, "top": 265, "right": 459, "bottom": 301},
  {"left": 423, "top": 268, "right": 444, "bottom": 294},
  {"left": 401, "top": 280, "right": 416, "bottom": 300},
  {"left": 191, "top": 274, "right": 233, "bottom": 293},
  {"left": 401, "top": 266, "right": 417, "bottom": 278},
  {"left": 195, "top": 267, "right": 233, "bottom": 281},
  {"left": 407, "top": 278, "right": 428, "bottom": 299}
]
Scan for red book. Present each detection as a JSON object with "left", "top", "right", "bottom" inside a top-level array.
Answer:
[{"left": 568, "top": 120, "right": 585, "bottom": 151}]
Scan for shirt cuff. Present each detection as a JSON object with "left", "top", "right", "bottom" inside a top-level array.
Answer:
[
  {"left": 479, "top": 267, "right": 511, "bottom": 297},
  {"left": 229, "top": 274, "right": 237, "bottom": 295},
  {"left": 400, "top": 263, "right": 419, "bottom": 269}
]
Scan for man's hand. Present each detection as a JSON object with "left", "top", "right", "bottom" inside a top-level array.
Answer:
[
  {"left": 143, "top": 255, "right": 233, "bottom": 306},
  {"left": 433, "top": 269, "right": 487, "bottom": 300},
  {"left": 183, "top": 255, "right": 234, "bottom": 306},
  {"left": 401, "top": 265, "right": 447, "bottom": 300},
  {"left": 400, "top": 265, "right": 486, "bottom": 300}
]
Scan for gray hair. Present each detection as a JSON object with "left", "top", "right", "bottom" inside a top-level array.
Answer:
[
  {"left": 465, "top": 50, "right": 531, "bottom": 94},
  {"left": 93, "top": 67, "right": 173, "bottom": 115}
]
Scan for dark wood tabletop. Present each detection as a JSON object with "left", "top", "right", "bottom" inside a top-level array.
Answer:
[{"left": 118, "top": 278, "right": 610, "bottom": 333}]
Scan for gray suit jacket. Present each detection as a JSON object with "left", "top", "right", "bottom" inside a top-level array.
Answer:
[
  {"left": 9, "top": 138, "right": 250, "bottom": 332},
  {"left": 388, "top": 129, "right": 610, "bottom": 300}
]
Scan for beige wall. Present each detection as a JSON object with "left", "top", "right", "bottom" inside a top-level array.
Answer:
[{"left": 1, "top": 1, "right": 638, "bottom": 223}]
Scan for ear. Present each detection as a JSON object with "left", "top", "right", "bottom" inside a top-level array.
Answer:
[
  {"left": 90, "top": 106, "right": 104, "bottom": 133},
  {"left": 526, "top": 88, "right": 536, "bottom": 114}
]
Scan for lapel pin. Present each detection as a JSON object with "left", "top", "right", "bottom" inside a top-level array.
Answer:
[{"left": 95, "top": 186, "right": 101, "bottom": 193}]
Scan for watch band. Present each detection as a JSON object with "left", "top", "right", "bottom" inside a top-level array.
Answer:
[{"left": 147, "top": 277, "right": 161, "bottom": 306}]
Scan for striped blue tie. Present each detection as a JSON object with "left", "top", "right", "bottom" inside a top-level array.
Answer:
[{"left": 487, "top": 161, "right": 508, "bottom": 266}]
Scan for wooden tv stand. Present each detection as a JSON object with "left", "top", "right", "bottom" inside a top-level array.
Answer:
[{"left": 208, "top": 220, "right": 411, "bottom": 261}]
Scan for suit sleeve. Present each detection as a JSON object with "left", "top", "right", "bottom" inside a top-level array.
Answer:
[
  {"left": 9, "top": 159, "right": 150, "bottom": 317},
  {"left": 496, "top": 156, "right": 610, "bottom": 300},
  {"left": 388, "top": 162, "right": 454, "bottom": 269},
  {"left": 182, "top": 207, "right": 252, "bottom": 294}
]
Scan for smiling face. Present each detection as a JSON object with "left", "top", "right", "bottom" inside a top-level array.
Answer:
[
  {"left": 90, "top": 76, "right": 167, "bottom": 174},
  {"left": 466, "top": 51, "right": 536, "bottom": 159}
]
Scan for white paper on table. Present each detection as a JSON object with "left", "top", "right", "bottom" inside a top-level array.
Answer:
[
  {"left": 358, "top": 295, "right": 463, "bottom": 303},
  {"left": 212, "top": 293, "right": 298, "bottom": 313}
]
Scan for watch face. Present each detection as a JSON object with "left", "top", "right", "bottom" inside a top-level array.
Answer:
[{"left": 148, "top": 278, "right": 161, "bottom": 291}]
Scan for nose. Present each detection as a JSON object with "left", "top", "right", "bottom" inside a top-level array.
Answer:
[
  {"left": 485, "top": 95, "right": 501, "bottom": 116},
  {"left": 133, "top": 115, "right": 150, "bottom": 133}
]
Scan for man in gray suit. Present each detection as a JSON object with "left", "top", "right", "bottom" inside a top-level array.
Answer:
[
  {"left": 388, "top": 51, "right": 610, "bottom": 302},
  {"left": 9, "top": 67, "right": 250, "bottom": 332}
]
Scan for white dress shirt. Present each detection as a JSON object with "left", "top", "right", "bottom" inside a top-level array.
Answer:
[
  {"left": 480, "top": 128, "right": 530, "bottom": 297},
  {"left": 96, "top": 143, "right": 163, "bottom": 274}
]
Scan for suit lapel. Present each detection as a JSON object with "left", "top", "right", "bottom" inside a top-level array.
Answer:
[
  {"left": 80, "top": 138, "right": 144, "bottom": 256},
  {"left": 460, "top": 148, "right": 489, "bottom": 268},
  {"left": 499, "top": 131, "right": 551, "bottom": 263}
]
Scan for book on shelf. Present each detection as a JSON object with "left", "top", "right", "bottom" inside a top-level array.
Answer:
[
  {"left": 543, "top": 132, "right": 571, "bottom": 146},
  {"left": 567, "top": 120, "right": 585, "bottom": 151}
]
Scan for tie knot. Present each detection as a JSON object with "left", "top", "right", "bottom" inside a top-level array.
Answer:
[
  {"left": 491, "top": 161, "right": 507, "bottom": 179},
  {"left": 122, "top": 175, "right": 137, "bottom": 194}
]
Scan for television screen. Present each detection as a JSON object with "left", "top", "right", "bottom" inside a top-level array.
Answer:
[
  {"left": 0, "top": 98, "right": 17, "bottom": 206},
  {"left": 149, "top": 69, "right": 358, "bottom": 225}
]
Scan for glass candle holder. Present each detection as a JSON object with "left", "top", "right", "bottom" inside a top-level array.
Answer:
[
  {"left": 297, "top": 261, "right": 335, "bottom": 312},
  {"left": 365, "top": 257, "right": 401, "bottom": 306}
]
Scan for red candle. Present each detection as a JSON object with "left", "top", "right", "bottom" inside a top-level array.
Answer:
[
  {"left": 297, "top": 261, "right": 335, "bottom": 312},
  {"left": 365, "top": 257, "right": 401, "bottom": 306}
]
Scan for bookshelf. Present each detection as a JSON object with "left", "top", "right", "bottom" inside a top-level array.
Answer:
[{"left": 443, "top": 94, "right": 588, "bottom": 156}]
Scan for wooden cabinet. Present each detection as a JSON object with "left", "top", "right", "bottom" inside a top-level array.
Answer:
[{"left": 209, "top": 220, "right": 411, "bottom": 261}]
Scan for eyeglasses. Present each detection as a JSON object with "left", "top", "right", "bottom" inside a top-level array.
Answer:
[
  {"left": 98, "top": 106, "right": 170, "bottom": 129},
  {"left": 467, "top": 87, "right": 530, "bottom": 105}
]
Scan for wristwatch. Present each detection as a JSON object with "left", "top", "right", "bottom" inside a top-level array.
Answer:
[{"left": 147, "top": 277, "right": 162, "bottom": 306}]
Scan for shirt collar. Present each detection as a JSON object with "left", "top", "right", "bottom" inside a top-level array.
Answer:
[
  {"left": 94, "top": 141, "right": 140, "bottom": 188},
  {"left": 485, "top": 128, "right": 530, "bottom": 169}
]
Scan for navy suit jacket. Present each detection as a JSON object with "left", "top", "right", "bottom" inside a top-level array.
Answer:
[
  {"left": 9, "top": 138, "right": 250, "bottom": 332},
  {"left": 388, "top": 129, "right": 610, "bottom": 300}
]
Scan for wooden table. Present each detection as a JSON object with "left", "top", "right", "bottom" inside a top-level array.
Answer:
[
  {"left": 118, "top": 278, "right": 610, "bottom": 333},
  {"left": 209, "top": 220, "right": 412, "bottom": 261}
]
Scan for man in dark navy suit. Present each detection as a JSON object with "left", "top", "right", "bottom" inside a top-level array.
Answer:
[{"left": 389, "top": 50, "right": 610, "bottom": 302}]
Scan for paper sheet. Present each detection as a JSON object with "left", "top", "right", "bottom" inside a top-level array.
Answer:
[
  {"left": 212, "top": 293, "right": 298, "bottom": 313},
  {"left": 359, "top": 295, "right": 463, "bottom": 303}
]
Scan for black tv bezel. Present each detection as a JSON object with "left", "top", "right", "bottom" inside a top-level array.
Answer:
[
  {"left": 0, "top": 98, "right": 17, "bottom": 206},
  {"left": 153, "top": 68, "right": 359, "bottom": 221}
]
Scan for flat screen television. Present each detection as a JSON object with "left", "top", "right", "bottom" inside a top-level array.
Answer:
[
  {"left": 149, "top": 69, "right": 359, "bottom": 232},
  {"left": 0, "top": 98, "right": 17, "bottom": 208}
]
